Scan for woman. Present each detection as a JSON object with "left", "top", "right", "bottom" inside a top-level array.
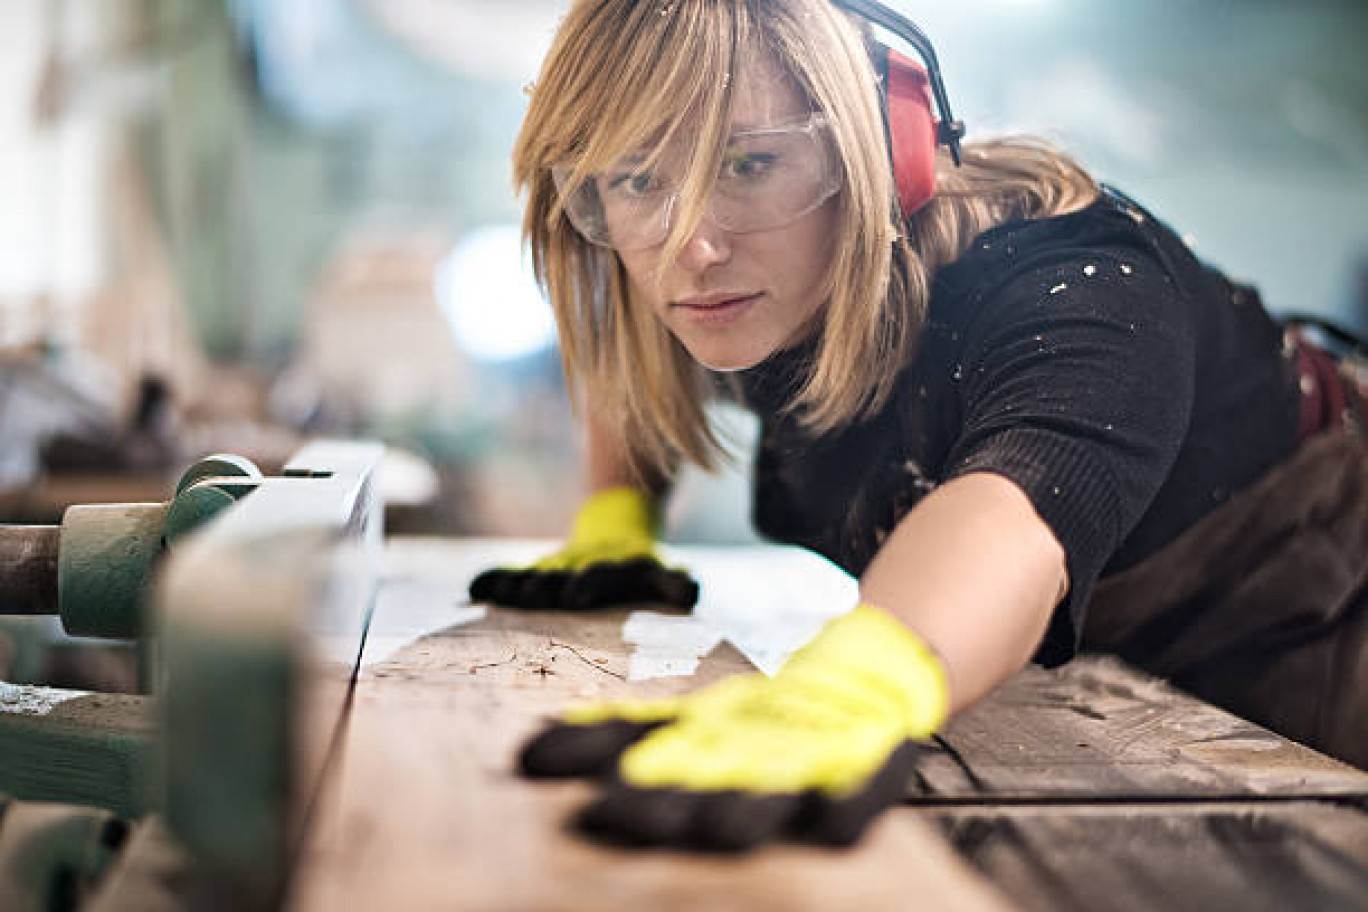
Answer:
[{"left": 470, "top": 0, "right": 1368, "bottom": 849}]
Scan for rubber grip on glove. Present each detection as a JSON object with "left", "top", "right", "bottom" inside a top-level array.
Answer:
[
  {"left": 519, "top": 719, "right": 667, "bottom": 779},
  {"left": 469, "top": 558, "right": 698, "bottom": 611},
  {"left": 573, "top": 740, "right": 924, "bottom": 851}
]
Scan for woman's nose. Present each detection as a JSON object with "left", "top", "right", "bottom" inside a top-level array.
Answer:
[{"left": 675, "top": 216, "right": 733, "bottom": 273}]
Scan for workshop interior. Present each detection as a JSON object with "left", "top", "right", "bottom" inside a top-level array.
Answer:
[{"left": 1, "top": 1, "right": 1367, "bottom": 910}]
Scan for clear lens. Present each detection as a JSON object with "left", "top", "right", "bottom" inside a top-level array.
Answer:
[
  {"left": 551, "top": 115, "right": 839, "bottom": 252},
  {"left": 552, "top": 164, "right": 675, "bottom": 250},
  {"left": 709, "top": 118, "right": 840, "bottom": 233}
]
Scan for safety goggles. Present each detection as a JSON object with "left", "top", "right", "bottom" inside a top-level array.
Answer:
[{"left": 551, "top": 114, "right": 840, "bottom": 252}]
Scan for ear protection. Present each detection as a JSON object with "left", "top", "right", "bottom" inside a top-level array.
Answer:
[{"left": 829, "top": 0, "right": 966, "bottom": 216}]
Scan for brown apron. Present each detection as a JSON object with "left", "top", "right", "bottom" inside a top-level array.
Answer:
[{"left": 1084, "top": 339, "right": 1368, "bottom": 769}]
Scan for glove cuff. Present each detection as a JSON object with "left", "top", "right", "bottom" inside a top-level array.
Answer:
[
  {"left": 781, "top": 602, "right": 949, "bottom": 739},
  {"left": 569, "top": 487, "right": 660, "bottom": 547}
]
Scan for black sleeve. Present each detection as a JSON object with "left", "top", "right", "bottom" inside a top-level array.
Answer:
[{"left": 941, "top": 250, "right": 1198, "bottom": 666}]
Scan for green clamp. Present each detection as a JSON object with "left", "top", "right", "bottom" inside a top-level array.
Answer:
[
  {"left": 163, "top": 455, "right": 263, "bottom": 547},
  {"left": 173, "top": 453, "right": 262, "bottom": 498},
  {"left": 57, "top": 454, "right": 263, "bottom": 639}
]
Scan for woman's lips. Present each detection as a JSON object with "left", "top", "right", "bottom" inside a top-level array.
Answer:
[{"left": 672, "top": 292, "right": 763, "bottom": 326}]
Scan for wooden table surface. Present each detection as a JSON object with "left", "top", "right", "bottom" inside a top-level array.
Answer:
[{"left": 289, "top": 538, "right": 1368, "bottom": 912}]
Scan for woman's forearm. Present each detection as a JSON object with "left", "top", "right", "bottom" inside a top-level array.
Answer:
[
  {"left": 859, "top": 471, "right": 1068, "bottom": 716},
  {"left": 584, "top": 409, "right": 671, "bottom": 500}
]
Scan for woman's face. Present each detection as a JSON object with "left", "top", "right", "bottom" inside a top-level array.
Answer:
[{"left": 616, "top": 58, "right": 839, "bottom": 372}]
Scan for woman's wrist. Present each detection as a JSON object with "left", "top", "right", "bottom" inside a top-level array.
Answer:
[{"left": 570, "top": 487, "right": 661, "bottom": 546}]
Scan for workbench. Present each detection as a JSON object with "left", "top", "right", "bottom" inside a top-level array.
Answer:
[{"left": 288, "top": 538, "right": 1368, "bottom": 912}]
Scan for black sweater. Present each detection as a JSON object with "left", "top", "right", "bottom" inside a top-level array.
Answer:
[{"left": 737, "top": 188, "right": 1302, "bottom": 666}]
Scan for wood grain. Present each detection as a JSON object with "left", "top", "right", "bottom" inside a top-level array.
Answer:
[
  {"left": 928, "top": 802, "right": 1368, "bottom": 912},
  {"left": 918, "top": 656, "right": 1368, "bottom": 801},
  {"left": 291, "top": 603, "right": 1013, "bottom": 912}
]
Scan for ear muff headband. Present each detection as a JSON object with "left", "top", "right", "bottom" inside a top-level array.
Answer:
[{"left": 829, "top": 0, "right": 966, "bottom": 216}]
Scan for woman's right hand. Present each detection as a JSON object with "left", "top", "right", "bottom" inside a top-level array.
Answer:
[{"left": 468, "top": 487, "right": 699, "bottom": 611}]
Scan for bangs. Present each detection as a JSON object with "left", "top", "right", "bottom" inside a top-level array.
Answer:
[
  {"left": 539, "top": 1, "right": 759, "bottom": 263},
  {"left": 560, "top": 3, "right": 744, "bottom": 169}
]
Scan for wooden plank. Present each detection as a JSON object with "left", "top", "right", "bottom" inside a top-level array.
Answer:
[
  {"left": 925, "top": 802, "right": 1368, "bottom": 912},
  {"left": 291, "top": 537, "right": 1368, "bottom": 909},
  {"left": 918, "top": 657, "right": 1368, "bottom": 801},
  {"left": 291, "top": 595, "right": 1013, "bottom": 912},
  {"left": 343, "top": 540, "right": 1368, "bottom": 802}
]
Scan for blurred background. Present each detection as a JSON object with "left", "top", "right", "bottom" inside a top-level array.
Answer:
[{"left": 0, "top": 0, "right": 1365, "bottom": 569}]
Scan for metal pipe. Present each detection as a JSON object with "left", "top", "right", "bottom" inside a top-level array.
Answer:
[{"left": 0, "top": 525, "right": 61, "bottom": 615}]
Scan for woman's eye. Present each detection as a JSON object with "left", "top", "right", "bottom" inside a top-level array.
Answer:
[
  {"left": 725, "top": 153, "right": 777, "bottom": 180},
  {"left": 607, "top": 171, "right": 661, "bottom": 198}
]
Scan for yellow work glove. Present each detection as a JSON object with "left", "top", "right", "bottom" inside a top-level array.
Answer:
[
  {"left": 468, "top": 487, "right": 698, "bottom": 611},
  {"left": 518, "top": 602, "right": 948, "bottom": 849}
]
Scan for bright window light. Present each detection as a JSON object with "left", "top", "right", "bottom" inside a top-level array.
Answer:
[{"left": 435, "top": 224, "right": 555, "bottom": 362}]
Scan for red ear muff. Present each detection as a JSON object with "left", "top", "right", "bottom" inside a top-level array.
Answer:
[{"left": 884, "top": 47, "right": 938, "bottom": 216}]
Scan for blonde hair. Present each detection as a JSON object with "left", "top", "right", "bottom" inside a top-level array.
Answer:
[{"left": 514, "top": 0, "right": 1097, "bottom": 480}]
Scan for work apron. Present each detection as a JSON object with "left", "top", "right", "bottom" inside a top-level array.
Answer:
[{"left": 1083, "top": 338, "right": 1368, "bottom": 770}]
